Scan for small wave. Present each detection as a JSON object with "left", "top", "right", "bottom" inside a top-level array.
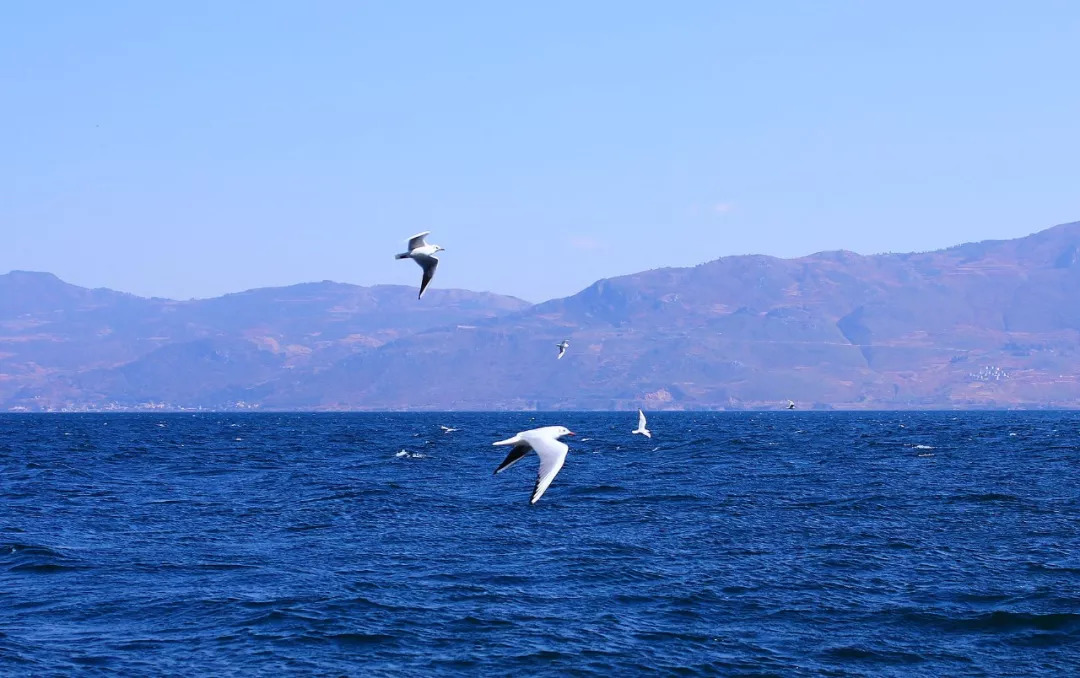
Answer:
[
  {"left": 913, "top": 445, "right": 934, "bottom": 450},
  {"left": 9, "top": 562, "right": 86, "bottom": 574},
  {"left": 328, "top": 632, "right": 401, "bottom": 647},
  {"left": 4, "top": 543, "right": 85, "bottom": 574},
  {"left": 906, "top": 610, "right": 1080, "bottom": 633},
  {"left": 285, "top": 523, "right": 333, "bottom": 533},
  {"left": 947, "top": 492, "right": 1023, "bottom": 504},
  {"left": 448, "top": 615, "right": 514, "bottom": 630},
  {"left": 821, "top": 645, "right": 924, "bottom": 664},
  {"left": 570, "top": 485, "right": 625, "bottom": 497}
]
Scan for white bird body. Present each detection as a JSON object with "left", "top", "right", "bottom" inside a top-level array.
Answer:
[
  {"left": 787, "top": 400, "right": 796, "bottom": 410},
  {"left": 556, "top": 340, "right": 569, "bottom": 359},
  {"left": 492, "top": 425, "right": 575, "bottom": 504},
  {"left": 410, "top": 244, "right": 440, "bottom": 257},
  {"left": 440, "top": 425, "right": 458, "bottom": 433},
  {"left": 632, "top": 409, "right": 651, "bottom": 438},
  {"left": 395, "top": 231, "right": 444, "bottom": 299}
]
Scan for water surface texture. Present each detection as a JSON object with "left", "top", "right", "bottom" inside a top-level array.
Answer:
[{"left": 2, "top": 412, "right": 1078, "bottom": 676}]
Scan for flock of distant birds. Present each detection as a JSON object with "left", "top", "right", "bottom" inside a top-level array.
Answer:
[{"left": 396, "top": 231, "right": 795, "bottom": 504}]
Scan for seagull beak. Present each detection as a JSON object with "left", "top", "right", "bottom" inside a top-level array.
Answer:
[{"left": 567, "top": 431, "right": 576, "bottom": 436}]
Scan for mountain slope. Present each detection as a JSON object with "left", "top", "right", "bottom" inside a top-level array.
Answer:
[
  {"left": 3, "top": 222, "right": 1080, "bottom": 410},
  {"left": 274, "top": 222, "right": 1080, "bottom": 410},
  {"left": 0, "top": 275, "right": 529, "bottom": 409}
]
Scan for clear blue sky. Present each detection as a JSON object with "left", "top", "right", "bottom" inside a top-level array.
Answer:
[{"left": 3, "top": 1, "right": 1078, "bottom": 302}]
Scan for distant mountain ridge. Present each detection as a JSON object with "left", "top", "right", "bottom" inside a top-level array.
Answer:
[
  {"left": 0, "top": 273, "right": 529, "bottom": 410},
  {"left": 3, "top": 221, "right": 1080, "bottom": 410}
]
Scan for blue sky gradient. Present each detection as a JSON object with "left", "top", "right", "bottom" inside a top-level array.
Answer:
[{"left": 3, "top": 1, "right": 1078, "bottom": 301}]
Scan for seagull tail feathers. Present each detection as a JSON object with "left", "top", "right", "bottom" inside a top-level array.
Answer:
[
  {"left": 395, "top": 253, "right": 410, "bottom": 260},
  {"left": 493, "top": 434, "right": 522, "bottom": 446}
]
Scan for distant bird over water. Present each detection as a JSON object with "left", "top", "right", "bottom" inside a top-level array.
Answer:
[
  {"left": 440, "top": 425, "right": 458, "bottom": 433},
  {"left": 787, "top": 400, "right": 796, "bottom": 410},
  {"left": 632, "top": 409, "right": 651, "bottom": 438},
  {"left": 492, "top": 426, "right": 575, "bottom": 504},
  {"left": 395, "top": 231, "right": 444, "bottom": 299},
  {"left": 556, "top": 340, "right": 569, "bottom": 359}
]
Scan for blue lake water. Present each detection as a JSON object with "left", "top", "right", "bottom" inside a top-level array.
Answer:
[{"left": 1, "top": 411, "right": 1078, "bottom": 676}]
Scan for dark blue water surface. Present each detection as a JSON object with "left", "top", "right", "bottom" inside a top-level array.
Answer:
[{"left": 2, "top": 412, "right": 1079, "bottom": 676}]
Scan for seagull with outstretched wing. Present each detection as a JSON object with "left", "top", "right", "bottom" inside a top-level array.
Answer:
[
  {"left": 556, "top": 340, "right": 569, "bottom": 359},
  {"left": 632, "top": 409, "right": 651, "bottom": 438},
  {"left": 492, "top": 425, "right": 576, "bottom": 504},
  {"left": 395, "top": 231, "right": 444, "bottom": 299}
]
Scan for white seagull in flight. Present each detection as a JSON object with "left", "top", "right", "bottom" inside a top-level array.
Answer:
[
  {"left": 492, "top": 425, "right": 575, "bottom": 504},
  {"left": 439, "top": 425, "right": 458, "bottom": 433},
  {"left": 632, "top": 409, "right": 651, "bottom": 438},
  {"left": 556, "top": 340, "right": 569, "bottom": 359},
  {"left": 395, "top": 231, "right": 444, "bottom": 299},
  {"left": 787, "top": 400, "right": 796, "bottom": 410}
]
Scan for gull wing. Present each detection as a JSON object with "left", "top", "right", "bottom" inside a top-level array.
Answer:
[
  {"left": 406, "top": 234, "right": 427, "bottom": 252},
  {"left": 638, "top": 409, "right": 647, "bottom": 430},
  {"left": 528, "top": 436, "right": 569, "bottom": 504},
  {"left": 407, "top": 231, "right": 430, "bottom": 251},
  {"left": 415, "top": 254, "right": 439, "bottom": 299},
  {"left": 493, "top": 443, "right": 532, "bottom": 474}
]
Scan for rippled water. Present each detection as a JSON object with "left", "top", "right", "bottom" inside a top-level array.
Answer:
[{"left": 1, "top": 412, "right": 1078, "bottom": 675}]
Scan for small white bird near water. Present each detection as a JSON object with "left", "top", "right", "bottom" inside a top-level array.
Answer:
[
  {"left": 492, "top": 426, "right": 575, "bottom": 504},
  {"left": 632, "top": 409, "right": 651, "bottom": 438},
  {"left": 439, "top": 425, "right": 458, "bottom": 433},
  {"left": 395, "top": 231, "right": 444, "bottom": 299},
  {"left": 556, "top": 340, "right": 569, "bottom": 359}
]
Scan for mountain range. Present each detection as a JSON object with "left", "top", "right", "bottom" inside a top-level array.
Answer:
[{"left": 4, "top": 221, "right": 1080, "bottom": 411}]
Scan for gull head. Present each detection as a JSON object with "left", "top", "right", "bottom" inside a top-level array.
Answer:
[
  {"left": 435, "top": 245, "right": 446, "bottom": 252},
  {"left": 553, "top": 426, "right": 575, "bottom": 438}
]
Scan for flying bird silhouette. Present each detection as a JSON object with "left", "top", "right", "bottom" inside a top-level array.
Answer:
[
  {"left": 556, "top": 340, "right": 569, "bottom": 359},
  {"left": 395, "top": 231, "right": 444, "bottom": 299},
  {"left": 492, "top": 425, "right": 576, "bottom": 504}
]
